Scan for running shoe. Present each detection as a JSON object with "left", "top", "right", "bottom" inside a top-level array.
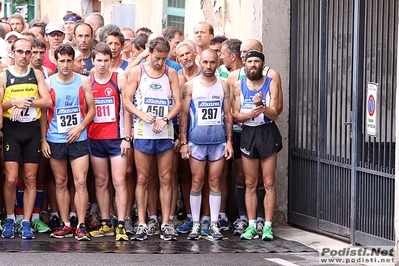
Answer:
[
  {"left": 31, "top": 218, "right": 51, "bottom": 233},
  {"left": 49, "top": 215, "right": 61, "bottom": 231},
  {"left": 70, "top": 216, "right": 78, "bottom": 230},
  {"left": 160, "top": 224, "right": 177, "bottom": 241},
  {"left": 240, "top": 224, "right": 259, "bottom": 240},
  {"left": 171, "top": 215, "right": 182, "bottom": 227},
  {"left": 89, "top": 221, "right": 114, "bottom": 237},
  {"left": 89, "top": 213, "right": 101, "bottom": 229},
  {"left": 20, "top": 221, "right": 35, "bottom": 239},
  {"left": 262, "top": 225, "right": 274, "bottom": 241},
  {"left": 16, "top": 220, "right": 22, "bottom": 234},
  {"left": 131, "top": 224, "right": 147, "bottom": 241},
  {"left": 187, "top": 223, "right": 201, "bottom": 240},
  {"left": 0, "top": 220, "right": 3, "bottom": 232},
  {"left": 200, "top": 219, "right": 210, "bottom": 236},
  {"left": 110, "top": 214, "right": 118, "bottom": 228},
  {"left": 147, "top": 218, "right": 160, "bottom": 236},
  {"left": 176, "top": 216, "right": 193, "bottom": 234},
  {"left": 217, "top": 215, "right": 230, "bottom": 231},
  {"left": 75, "top": 224, "right": 90, "bottom": 241},
  {"left": 51, "top": 223, "right": 74, "bottom": 238},
  {"left": 232, "top": 219, "right": 248, "bottom": 235},
  {"left": 1, "top": 219, "right": 15, "bottom": 239},
  {"left": 208, "top": 223, "right": 224, "bottom": 240},
  {"left": 115, "top": 224, "right": 128, "bottom": 241},
  {"left": 124, "top": 216, "right": 135, "bottom": 235}
]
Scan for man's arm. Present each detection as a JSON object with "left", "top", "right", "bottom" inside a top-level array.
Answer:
[
  {"left": 123, "top": 48, "right": 149, "bottom": 77},
  {"left": 66, "top": 75, "right": 95, "bottom": 143},
  {"left": 40, "top": 78, "right": 51, "bottom": 158},
  {"left": 222, "top": 80, "right": 233, "bottom": 160},
  {"left": 267, "top": 69, "right": 283, "bottom": 116},
  {"left": 179, "top": 81, "right": 192, "bottom": 159},
  {"left": 262, "top": 79, "right": 282, "bottom": 121},
  {"left": 118, "top": 73, "right": 131, "bottom": 156}
]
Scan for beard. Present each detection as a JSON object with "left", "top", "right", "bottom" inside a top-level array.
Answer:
[{"left": 246, "top": 66, "right": 263, "bottom": 81}]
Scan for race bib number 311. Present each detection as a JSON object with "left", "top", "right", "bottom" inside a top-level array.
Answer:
[{"left": 56, "top": 106, "right": 81, "bottom": 133}]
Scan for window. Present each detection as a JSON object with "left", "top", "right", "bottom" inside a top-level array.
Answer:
[{"left": 166, "top": 0, "right": 185, "bottom": 32}]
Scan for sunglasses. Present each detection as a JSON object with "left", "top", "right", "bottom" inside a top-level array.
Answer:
[
  {"left": 48, "top": 32, "right": 64, "bottom": 37},
  {"left": 13, "top": 49, "right": 32, "bottom": 56}
]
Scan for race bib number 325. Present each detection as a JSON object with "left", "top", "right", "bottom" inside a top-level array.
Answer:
[{"left": 56, "top": 106, "right": 81, "bottom": 133}]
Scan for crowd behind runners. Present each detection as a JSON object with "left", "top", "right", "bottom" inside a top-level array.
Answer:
[{"left": 0, "top": 11, "right": 283, "bottom": 243}]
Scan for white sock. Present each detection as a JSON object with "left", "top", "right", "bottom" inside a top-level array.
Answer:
[
  {"left": 201, "top": 216, "right": 210, "bottom": 222},
  {"left": 16, "top": 214, "right": 23, "bottom": 221},
  {"left": 209, "top": 191, "right": 221, "bottom": 223},
  {"left": 169, "top": 215, "right": 174, "bottom": 220},
  {"left": 249, "top": 219, "right": 256, "bottom": 227},
  {"left": 69, "top": 212, "right": 77, "bottom": 218},
  {"left": 265, "top": 221, "right": 272, "bottom": 227},
  {"left": 32, "top": 213, "right": 40, "bottom": 221},
  {"left": 51, "top": 212, "right": 59, "bottom": 218},
  {"left": 7, "top": 214, "right": 15, "bottom": 221},
  {"left": 219, "top": 212, "right": 226, "bottom": 220},
  {"left": 149, "top": 215, "right": 157, "bottom": 222},
  {"left": 240, "top": 215, "right": 248, "bottom": 221},
  {"left": 189, "top": 191, "right": 202, "bottom": 223}
]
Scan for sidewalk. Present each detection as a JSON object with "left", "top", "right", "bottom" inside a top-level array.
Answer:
[{"left": 274, "top": 225, "right": 350, "bottom": 252}]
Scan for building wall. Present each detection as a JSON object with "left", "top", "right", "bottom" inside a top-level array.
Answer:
[{"left": 39, "top": 0, "right": 91, "bottom": 22}]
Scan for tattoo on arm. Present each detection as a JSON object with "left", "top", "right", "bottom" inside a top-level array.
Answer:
[
  {"left": 224, "top": 116, "right": 233, "bottom": 141},
  {"left": 232, "top": 86, "right": 237, "bottom": 107},
  {"left": 182, "top": 84, "right": 188, "bottom": 99}
]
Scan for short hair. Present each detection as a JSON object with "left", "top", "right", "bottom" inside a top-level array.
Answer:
[
  {"left": 176, "top": 40, "right": 195, "bottom": 53},
  {"left": 20, "top": 30, "right": 36, "bottom": 39},
  {"left": 29, "top": 19, "right": 47, "bottom": 37},
  {"left": 8, "top": 13, "right": 24, "bottom": 23},
  {"left": 222, "top": 38, "right": 242, "bottom": 58},
  {"left": 98, "top": 24, "right": 121, "bottom": 43},
  {"left": 54, "top": 44, "right": 75, "bottom": 60},
  {"left": 103, "top": 29, "right": 124, "bottom": 45},
  {"left": 133, "top": 33, "right": 148, "bottom": 50},
  {"left": 11, "top": 38, "right": 31, "bottom": 51},
  {"left": 73, "top": 22, "right": 93, "bottom": 37},
  {"left": 135, "top": 27, "right": 152, "bottom": 36},
  {"left": 149, "top": 37, "right": 170, "bottom": 54},
  {"left": 85, "top": 12, "right": 104, "bottom": 28},
  {"left": 195, "top": 21, "right": 214, "bottom": 35},
  {"left": 162, "top": 26, "right": 183, "bottom": 41},
  {"left": 121, "top": 27, "right": 135, "bottom": 37},
  {"left": 210, "top": 35, "right": 228, "bottom": 46},
  {"left": 30, "top": 38, "right": 46, "bottom": 49},
  {"left": 92, "top": 42, "right": 112, "bottom": 59},
  {"left": 63, "top": 11, "right": 82, "bottom": 22}
]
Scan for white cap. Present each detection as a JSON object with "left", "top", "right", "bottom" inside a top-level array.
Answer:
[
  {"left": 5, "top": 31, "right": 22, "bottom": 41},
  {"left": 45, "top": 22, "right": 65, "bottom": 34}
]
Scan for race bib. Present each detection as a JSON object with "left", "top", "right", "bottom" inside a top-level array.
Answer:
[
  {"left": 197, "top": 100, "right": 222, "bottom": 126},
  {"left": 241, "top": 100, "right": 264, "bottom": 126},
  {"left": 17, "top": 106, "right": 37, "bottom": 122},
  {"left": 143, "top": 97, "right": 168, "bottom": 118},
  {"left": 93, "top": 97, "right": 116, "bottom": 123},
  {"left": 56, "top": 106, "right": 81, "bottom": 133}
]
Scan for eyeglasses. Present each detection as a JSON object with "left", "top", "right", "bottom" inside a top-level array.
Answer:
[
  {"left": 13, "top": 49, "right": 32, "bottom": 56},
  {"left": 32, "top": 51, "right": 45, "bottom": 55},
  {"left": 48, "top": 32, "right": 64, "bottom": 37}
]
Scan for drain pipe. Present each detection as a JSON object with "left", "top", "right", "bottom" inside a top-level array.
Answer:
[{"left": 396, "top": 46, "right": 399, "bottom": 263}]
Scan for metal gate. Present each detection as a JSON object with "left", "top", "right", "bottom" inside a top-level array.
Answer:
[{"left": 288, "top": 0, "right": 397, "bottom": 245}]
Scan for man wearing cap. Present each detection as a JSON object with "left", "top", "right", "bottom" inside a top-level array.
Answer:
[
  {"left": 232, "top": 50, "right": 283, "bottom": 241},
  {"left": 2, "top": 31, "right": 22, "bottom": 67},
  {"left": 43, "top": 22, "right": 65, "bottom": 73}
]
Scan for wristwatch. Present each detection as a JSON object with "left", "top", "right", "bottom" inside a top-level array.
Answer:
[
  {"left": 122, "top": 136, "right": 132, "bottom": 142},
  {"left": 162, "top": 117, "right": 169, "bottom": 123}
]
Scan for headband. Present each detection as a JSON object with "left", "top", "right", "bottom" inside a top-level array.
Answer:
[
  {"left": 245, "top": 50, "right": 264, "bottom": 62},
  {"left": 64, "top": 17, "right": 78, "bottom": 23}
]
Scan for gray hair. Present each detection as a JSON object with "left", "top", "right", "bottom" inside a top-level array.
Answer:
[{"left": 176, "top": 41, "right": 195, "bottom": 54}]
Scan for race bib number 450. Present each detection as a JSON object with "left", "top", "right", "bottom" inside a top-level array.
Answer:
[{"left": 56, "top": 106, "right": 81, "bottom": 133}]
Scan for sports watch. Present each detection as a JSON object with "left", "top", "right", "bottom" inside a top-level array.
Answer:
[
  {"left": 162, "top": 117, "right": 169, "bottom": 123},
  {"left": 122, "top": 136, "right": 132, "bottom": 142}
]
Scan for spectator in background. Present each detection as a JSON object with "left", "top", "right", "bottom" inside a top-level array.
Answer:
[
  {"left": 121, "top": 27, "right": 134, "bottom": 62},
  {"left": 8, "top": 13, "right": 25, "bottom": 33},
  {"left": 20, "top": 30, "right": 36, "bottom": 41},
  {"left": 63, "top": 11, "right": 82, "bottom": 44},
  {"left": 210, "top": 35, "right": 228, "bottom": 68},
  {"left": 43, "top": 22, "right": 65, "bottom": 73},
  {"left": 162, "top": 26, "right": 184, "bottom": 62},
  {"left": 73, "top": 22, "right": 94, "bottom": 76},
  {"left": 29, "top": 19, "right": 48, "bottom": 48},
  {"left": 84, "top": 12, "right": 104, "bottom": 39},
  {"left": 135, "top": 27, "right": 152, "bottom": 36}
]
